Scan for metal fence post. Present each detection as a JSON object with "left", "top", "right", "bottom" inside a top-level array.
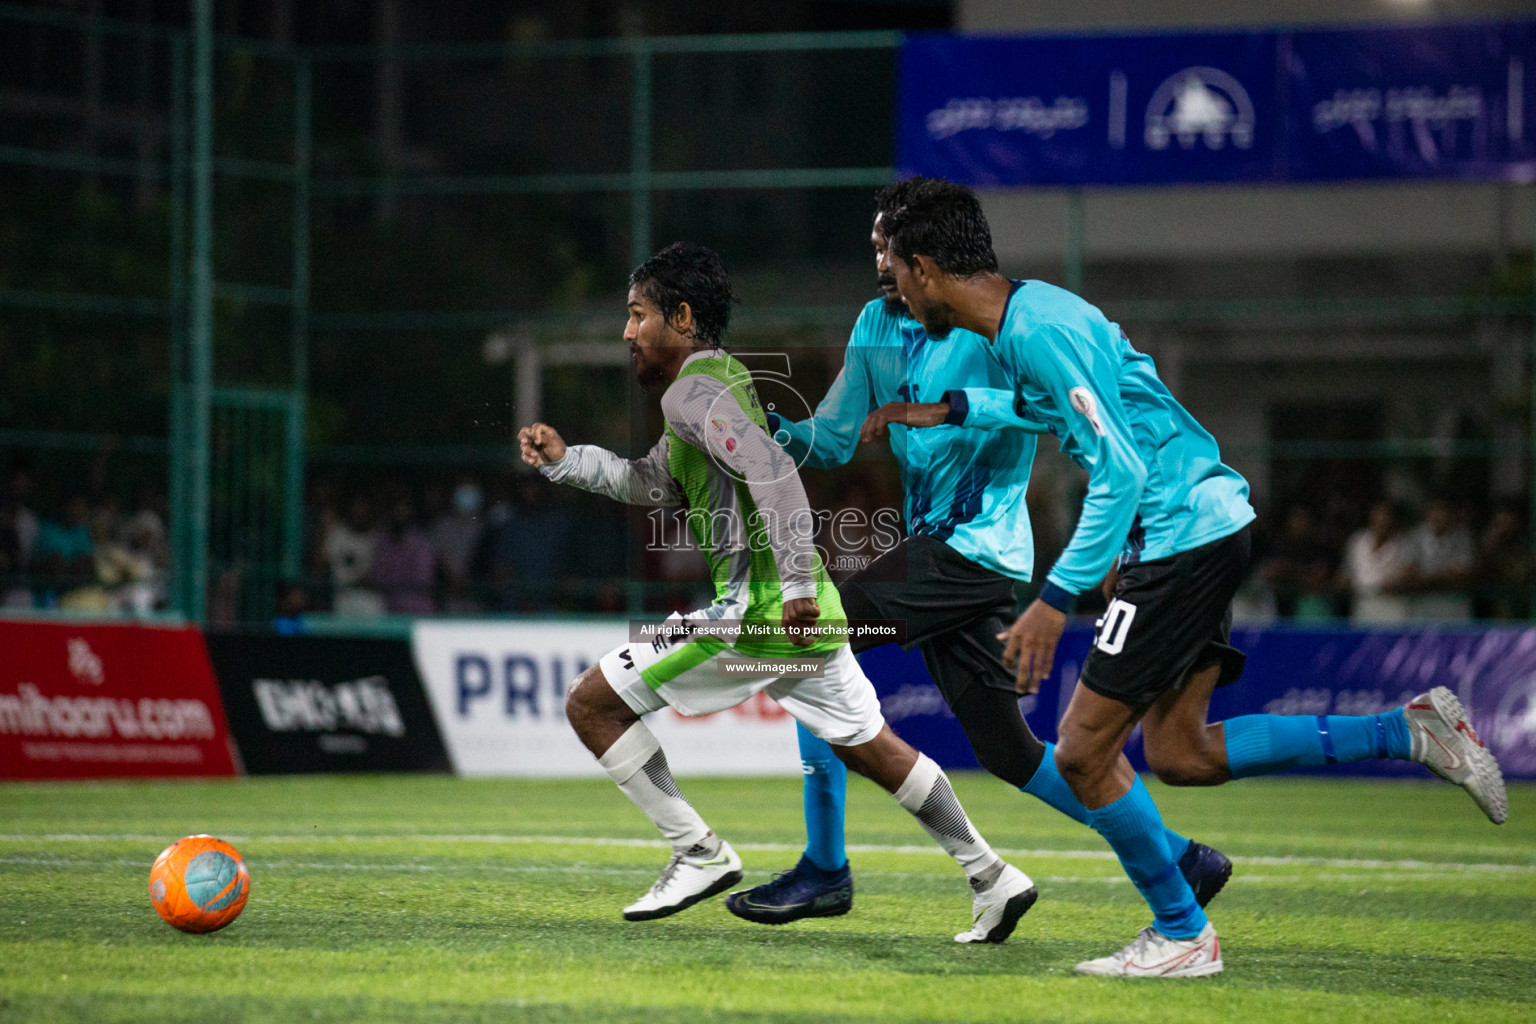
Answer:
[
  {"left": 630, "top": 40, "right": 653, "bottom": 270},
  {"left": 1065, "top": 189, "right": 1085, "bottom": 294},
  {"left": 626, "top": 40, "right": 654, "bottom": 616},
  {"left": 167, "top": 37, "right": 189, "bottom": 618},
  {"left": 284, "top": 56, "right": 312, "bottom": 580},
  {"left": 186, "top": 0, "right": 214, "bottom": 623}
]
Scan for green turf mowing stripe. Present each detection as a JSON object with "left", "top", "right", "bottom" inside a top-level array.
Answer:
[{"left": 1, "top": 775, "right": 1531, "bottom": 1023}]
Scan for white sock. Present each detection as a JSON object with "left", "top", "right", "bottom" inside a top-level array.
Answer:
[
  {"left": 597, "top": 721, "right": 711, "bottom": 850},
  {"left": 893, "top": 753, "right": 1001, "bottom": 879}
]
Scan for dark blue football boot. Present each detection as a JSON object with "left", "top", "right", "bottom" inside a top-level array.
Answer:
[
  {"left": 724, "top": 854, "right": 853, "bottom": 925},
  {"left": 1179, "top": 841, "right": 1234, "bottom": 908}
]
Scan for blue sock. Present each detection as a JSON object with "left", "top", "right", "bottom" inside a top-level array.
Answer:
[
  {"left": 796, "top": 721, "right": 848, "bottom": 872},
  {"left": 1021, "top": 743, "right": 1193, "bottom": 862},
  {"left": 1087, "top": 775, "right": 1206, "bottom": 939},
  {"left": 1224, "top": 709, "right": 1411, "bottom": 779}
]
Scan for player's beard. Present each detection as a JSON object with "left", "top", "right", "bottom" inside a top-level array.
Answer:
[
  {"left": 910, "top": 294, "right": 956, "bottom": 339},
  {"left": 631, "top": 348, "right": 669, "bottom": 393},
  {"left": 878, "top": 275, "right": 904, "bottom": 317}
]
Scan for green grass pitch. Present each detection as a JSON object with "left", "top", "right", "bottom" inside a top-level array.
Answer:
[{"left": 1, "top": 772, "right": 1533, "bottom": 1023}]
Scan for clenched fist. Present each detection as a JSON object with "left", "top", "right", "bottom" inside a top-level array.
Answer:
[
  {"left": 782, "top": 597, "right": 821, "bottom": 647},
  {"left": 518, "top": 423, "right": 567, "bottom": 467}
]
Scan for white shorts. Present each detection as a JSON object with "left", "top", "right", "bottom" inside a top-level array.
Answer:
[{"left": 597, "top": 638, "right": 885, "bottom": 747}]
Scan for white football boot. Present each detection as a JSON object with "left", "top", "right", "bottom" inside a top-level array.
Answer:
[
  {"left": 954, "top": 862, "right": 1037, "bottom": 944},
  {"left": 1075, "top": 923, "right": 1223, "bottom": 978},
  {"left": 1403, "top": 686, "right": 1508, "bottom": 825},
  {"left": 622, "top": 837, "right": 743, "bottom": 921}
]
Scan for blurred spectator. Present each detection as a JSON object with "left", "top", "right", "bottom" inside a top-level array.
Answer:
[
  {"left": 0, "top": 498, "right": 27, "bottom": 608},
  {"left": 520, "top": 475, "right": 574, "bottom": 610},
  {"left": 371, "top": 492, "right": 438, "bottom": 614},
  {"left": 576, "top": 541, "right": 629, "bottom": 612},
  {"left": 1476, "top": 499, "right": 1530, "bottom": 619},
  {"left": 323, "top": 494, "right": 384, "bottom": 616},
  {"left": 272, "top": 579, "right": 315, "bottom": 635},
  {"left": 122, "top": 486, "right": 169, "bottom": 573},
  {"left": 473, "top": 474, "right": 575, "bottom": 612},
  {"left": 431, "top": 476, "right": 486, "bottom": 612},
  {"left": 0, "top": 503, "right": 17, "bottom": 564},
  {"left": 89, "top": 491, "right": 124, "bottom": 550},
  {"left": 472, "top": 478, "right": 517, "bottom": 606},
  {"left": 1340, "top": 500, "right": 1411, "bottom": 623},
  {"left": 35, "top": 494, "right": 96, "bottom": 588},
  {"left": 1261, "top": 505, "right": 1338, "bottom": 619},
  {"left": 304, "top": 476, "right": 340, "bottom": 579},
  {"left": 5, "top": 461, "right": 38, "bottom": 568},
  {"left": 1403, "top": 496, "right": 1476, "bottom": 620},
  {"left": 95, "top": 512, "right": 166, "bottom": 615}
]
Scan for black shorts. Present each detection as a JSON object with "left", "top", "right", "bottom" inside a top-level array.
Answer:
[
  {"left": 838, "top": 534, "right": 1019, "bottom": 706},
  {"left": 1079, "top": 525, "right": 1251, "bottom": 711}
]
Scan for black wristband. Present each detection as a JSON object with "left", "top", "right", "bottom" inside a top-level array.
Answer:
[{"left": 942, "top": 390, "right": 969, "bottom": 426}]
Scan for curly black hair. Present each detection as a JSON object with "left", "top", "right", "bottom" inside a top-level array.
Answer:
[
  {"left": 629, "top": 241, "right": 736, "bottom": 348},
  {"left": 875, "top": 177, "right": 999, "bottom": 278}
]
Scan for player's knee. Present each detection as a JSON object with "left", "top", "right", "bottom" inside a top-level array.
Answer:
[
  {"left": 1144, "top": 745, "right": 1221, "bottom": 787},
  {"left": 1146, "top": 758, "right": 1201, "bottom": 787},
  {"left": 1143, "top": 721, "right": 1226, "bottom": 786},
  {"left": 564, "top": 667, "right": 606, "bottom": 733},
  {"left": 828, "top": 742, "right": 861, "bottom": 774},
  {"left": 1051, "top": 738, "right": 1096, "bottom": 790}
]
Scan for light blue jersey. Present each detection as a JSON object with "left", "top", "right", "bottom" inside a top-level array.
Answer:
[
  {"left": 947, "top": 280, "right": 1254, "bottom": 602},
  {"left": 771, "top": 298, "right": 1041, "bottom": 581}
]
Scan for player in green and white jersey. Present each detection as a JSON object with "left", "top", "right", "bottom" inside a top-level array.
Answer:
[{"left": 519, "top": 242, "right": 1036, "bottom": 937}]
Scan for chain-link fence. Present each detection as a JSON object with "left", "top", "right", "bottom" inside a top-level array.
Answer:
[{"left": 2, "top": 3, "right": 1532, "bottom": 627}]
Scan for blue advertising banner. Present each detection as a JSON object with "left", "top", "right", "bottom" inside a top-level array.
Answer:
[
  {"left": 897, "top": 22, "right": 1536, "bottom": 186},
  {"left": 868, "top": 624, "right": 1536, "bottom": 781},
  {"left": 1290, "top": 23, "right": 1536, "bottom": 181}
]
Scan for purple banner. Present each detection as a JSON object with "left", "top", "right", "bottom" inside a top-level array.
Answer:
[{"left": 866, "top": 624, "right": 1536, "bottom": 780}]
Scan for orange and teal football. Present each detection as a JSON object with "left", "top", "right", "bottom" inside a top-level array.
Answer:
[{"left": 148, "top": 834, "right": 250, "bottom": 934}]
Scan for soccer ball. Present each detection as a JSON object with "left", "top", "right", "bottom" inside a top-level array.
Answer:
[{"left": 147, "top": 834, "right": 251, "bottom": 934}]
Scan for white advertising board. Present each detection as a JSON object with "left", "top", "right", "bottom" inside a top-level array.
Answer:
[{"left": 411, "top": 619, "right": 800, "bottom": 777}]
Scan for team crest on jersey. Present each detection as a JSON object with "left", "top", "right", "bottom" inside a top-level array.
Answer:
[
  {"left": 1069, "top": 386, "right": 1107, "bottom": 436},
  {"left": 709, "top": 415, "right": 740, "bottom": 455}
]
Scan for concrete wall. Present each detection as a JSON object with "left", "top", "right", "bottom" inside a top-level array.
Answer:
[{"left": 978, "top": 183, "right": 1531, "bottom": 265}]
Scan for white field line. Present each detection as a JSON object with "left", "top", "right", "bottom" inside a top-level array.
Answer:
[
  {"left": 0, "top": 856, "right": 1499, "bottom": 886},
  {"left": 1, "top": 833, "right": 1533, "bottom": 875}
]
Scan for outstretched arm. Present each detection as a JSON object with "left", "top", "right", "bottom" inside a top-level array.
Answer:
[
  {"left": 519, "top": 423, "right": 681, "bottom": 506},
  {"left": 773, "top": 342, "right": 893, "bottom": 468},
  {"left": 943, "top": 388, "right": 1052, "bottom": 433},
  {"left": 859, "top": 388, "right": 1052, "bottom": 441}
]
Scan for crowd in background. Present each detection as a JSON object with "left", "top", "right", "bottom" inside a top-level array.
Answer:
[
  {"left": 1255, "top": 494, "right": 1531, "bottom": 622},
  {"left": 3, "top": 453, "right": 1532, "bottom": 626},
  {"left": 289, "top": 472, "right": 630, "bottom": 622},
  {"left": 0, "top": 461, "right": 170, "bottom": 616}
]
